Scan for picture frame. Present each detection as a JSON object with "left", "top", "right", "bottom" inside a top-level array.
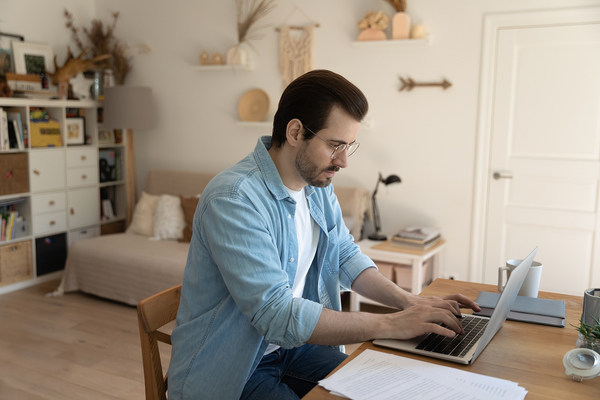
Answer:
[
  {"left": 66, "top": 118, "right": 85, "bottom": 145},
  {"left": 0, "top": 32, "right": 24, "bottom": 75},
  {"left": 12, "top": 41, "right": 54, "bottom": 76},
  {"left": 98, "top": 129, "right": 115, "bottom": 144}
]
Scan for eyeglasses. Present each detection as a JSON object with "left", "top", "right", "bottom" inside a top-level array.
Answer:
[{"left": 303, "top": 125, "right": 360, "bottom": 160}]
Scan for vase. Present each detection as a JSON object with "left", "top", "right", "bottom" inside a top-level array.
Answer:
[
  {"left": 357, "top": 28, "right": 386, "bottom": 41},
  {"left": 392, "top": 12, "right": 411, "bottom": 40},
  {"left": 90, "top": 70, "right": 104, "bottom": 101},
  {"left": 226, "top": 44, "right": 247, "bottom": 66},
  {"left": 576, "top": 332, "right": 600, "bottom": 353}
]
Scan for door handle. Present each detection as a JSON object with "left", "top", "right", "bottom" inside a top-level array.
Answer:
[{"left": 493, "top": 172, "right": 513, "bottom": 180}]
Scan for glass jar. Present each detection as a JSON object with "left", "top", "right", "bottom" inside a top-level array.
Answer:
[
  {"left": 90, "top": 70, "right": 104, "bottom": 101},
  {"left": 576, "top": 332, "right": 600, "bottom": 353}
]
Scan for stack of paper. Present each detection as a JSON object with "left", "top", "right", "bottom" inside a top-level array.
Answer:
[{"left": 319, "top": 349, "right": 527, "bottom": 400}]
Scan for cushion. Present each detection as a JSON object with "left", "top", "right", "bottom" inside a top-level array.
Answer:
[
  {"left": 179, "top": 195, "right": 200, "bottom": 243},
  {"left": 152, "top": 194, "right": 186, "bottom": 240},
  {"left": 127, "top": 192, "right": 160, "bottom": 236}
]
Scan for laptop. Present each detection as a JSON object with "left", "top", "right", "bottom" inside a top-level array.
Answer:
[{"left": 373, "top": 246, "right": 538, "bottom": 365}]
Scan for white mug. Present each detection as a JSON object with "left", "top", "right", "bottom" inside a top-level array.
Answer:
[{"left": 498, "top": 259, "right": 543, "bottom": 297}]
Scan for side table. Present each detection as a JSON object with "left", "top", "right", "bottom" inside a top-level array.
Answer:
[{"left": 349, "top": 238, "right": 447, "bottom": 311}]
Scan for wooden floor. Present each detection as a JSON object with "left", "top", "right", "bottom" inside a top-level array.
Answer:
[{"left": 0, "top": 280, "right": 393, "bottom": 399}]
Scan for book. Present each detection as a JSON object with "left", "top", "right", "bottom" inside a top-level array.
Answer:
[
  {"left": 389, "top": 235, "right": 442, "bottom": 251},
  {"left": 102, "top": 199, "right": 115, "bottom": 220},
  {"left": 395, "top": 227, "right": 441, "bottom": 242},
  {"left": 473, "top": 291, "right": 565, "bottom": 327},
  {"left": 1, "top": 108, "right": 8, "bottom": 150},
  {"left": 12, "top": 120, "right": 23, "bottom": 149},
  {"left": 7, "top": 111, "right": 25, "bottom": 150},
  {"left": 7, "top": 117, "right": 18, "bottom": 149}
]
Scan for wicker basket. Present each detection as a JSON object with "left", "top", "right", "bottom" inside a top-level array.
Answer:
[{"left": 0, "top": 240, "right": 33, "bottom": 286}]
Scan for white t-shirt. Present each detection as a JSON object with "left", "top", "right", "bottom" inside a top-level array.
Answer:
[{"left": 264, "top": 186, "right": 319, "bottom": 355}]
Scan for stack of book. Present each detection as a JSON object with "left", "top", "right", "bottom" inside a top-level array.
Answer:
[{"left": 391, "top": 227, "right": 442, "bottom": 250}]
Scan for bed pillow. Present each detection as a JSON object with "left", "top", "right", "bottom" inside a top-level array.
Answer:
[
  {"left": 179, "top": 195, "right": 201, "bottom": 243},
  {"left": 152, "top": 194, "right": 186, "bottom": 240},
  {"left": 127, "top": 192, "right": 160, "bottom": 236}
]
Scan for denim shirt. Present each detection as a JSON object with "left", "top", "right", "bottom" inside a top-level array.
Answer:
[{"left": 168, "top": 136, "right": 375, "bottom": 400}]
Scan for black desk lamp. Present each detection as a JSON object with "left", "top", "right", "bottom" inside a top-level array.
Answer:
[{"left": 368, "top": 172, "right": 402, "bottom": 241}]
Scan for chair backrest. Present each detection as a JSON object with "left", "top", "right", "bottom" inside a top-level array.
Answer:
[{"left": 137, "top": 284, "right": 182, "bottom": 400}]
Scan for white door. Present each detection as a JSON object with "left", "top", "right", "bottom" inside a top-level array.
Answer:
[{"left": 481, "top": 16, "right": 600, "bottom": 295}]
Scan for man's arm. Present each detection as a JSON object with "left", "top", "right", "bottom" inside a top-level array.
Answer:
[{"left": 307, "top": 268, "right": 481, "bottom": 346}]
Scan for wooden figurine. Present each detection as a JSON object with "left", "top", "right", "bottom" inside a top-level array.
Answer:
[
  {"left": 200, "top": 51, "right": 210, "bottom": 65},
  {"left": 212, "top": 53, "right": 224, "bottom": 65}
]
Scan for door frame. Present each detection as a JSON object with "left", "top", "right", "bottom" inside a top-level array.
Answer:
[{"left": 469, "top": 7, "right": 600, "bottom": 282}]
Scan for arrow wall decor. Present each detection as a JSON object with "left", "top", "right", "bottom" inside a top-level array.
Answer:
[{"left": 398, "top": 77, "right": 452, "bottom": 91}]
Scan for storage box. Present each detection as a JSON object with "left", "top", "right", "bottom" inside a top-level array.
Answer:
[
  {"left": 68, "top": 226, "right": 100, "bottom": 247},
  {"left": 374, "top": 261, "right": 395, "bottom": 281},
  {"left": 35, "top": 233, "right": 67, "bottom": 276},
  {"left": 393, "top": 259, "right": 433, "bottom": 291},
  {"left": 0, "top": 240, "right": 33, "bottom": 286},
  {"left": 0, "top": 153, "right": 29, "bottom": 195}
]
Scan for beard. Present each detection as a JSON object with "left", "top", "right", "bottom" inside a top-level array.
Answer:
[{"left": 295, "top": 142, "right": 340, "bottom": 187}]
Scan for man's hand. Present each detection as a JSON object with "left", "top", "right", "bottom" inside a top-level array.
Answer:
[
  {"left": 383, "top": 305, "right": 466, "bottom": 339},
  {"left": 400, "top": 292, "right": 481, "bottom": 315}
]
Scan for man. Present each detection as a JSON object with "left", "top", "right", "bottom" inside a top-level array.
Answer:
[{"left": 168, "top": 70, "right": 480, "bottom": 400}]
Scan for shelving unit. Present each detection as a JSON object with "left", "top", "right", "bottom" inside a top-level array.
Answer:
[{"left": 0, "top": 97, "right": 129, "bottom": 295}]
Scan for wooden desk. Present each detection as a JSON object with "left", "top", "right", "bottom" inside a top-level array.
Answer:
[{"left": 304, "top": 279, "right": 600, "bottom": 400}]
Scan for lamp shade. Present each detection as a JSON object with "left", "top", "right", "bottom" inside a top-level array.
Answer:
[{"left": 103, "top": 86, "right": 156, "bottom": 130}]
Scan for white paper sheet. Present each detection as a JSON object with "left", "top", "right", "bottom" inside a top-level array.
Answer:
[{"left": 319, "top": 350, "right": 527, "bottom": 400}]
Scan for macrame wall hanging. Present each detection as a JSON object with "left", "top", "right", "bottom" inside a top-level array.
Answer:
[
  {"left": 275, "top": 4, "right": 319, "bottom": 87},
  {"left": 279, "top": 25, "right": 315, "bottom": 87}
]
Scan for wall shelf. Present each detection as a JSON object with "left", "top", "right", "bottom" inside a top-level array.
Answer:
[{"left": 351, "top": 37, "right": 431, "bottom": 47}]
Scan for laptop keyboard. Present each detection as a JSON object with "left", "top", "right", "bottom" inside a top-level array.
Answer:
[{"left": 415, "top": 315, "right": 488, "bottom": 358}]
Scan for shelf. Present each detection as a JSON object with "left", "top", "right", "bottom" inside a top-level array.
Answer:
[
  {"left": 192, "top": 63, "right": 254, "bottom": 71},
  {"left": 98, "top": 143, "right": 125, "bottom": 149},
  {"left": 99, "top": 180, "right": 126, "bottom": 188},
  {"left": 101, "top": 217, "right": 126, "bottom": 225},
  {"left": 0, "top": 236, "right": 32, "bottom": 245},
  {"left": 351, "top": 37, "right": 431, "bottom": 47},
  {"left": 0, "top": 97, "right": 100, "bottom": 107}
]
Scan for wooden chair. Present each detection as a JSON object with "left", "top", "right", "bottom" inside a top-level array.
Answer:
[{"left": 137, "top": 284, "right": 182, "bottom": 400}]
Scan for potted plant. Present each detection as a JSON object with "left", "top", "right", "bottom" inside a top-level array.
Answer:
[{"left": 573, "top": 317, "right": 600, "bottom": 353}]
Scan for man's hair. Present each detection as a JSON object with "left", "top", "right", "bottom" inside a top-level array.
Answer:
[{"left": 271, "top": 70, "right": 369, "bottom": 148}]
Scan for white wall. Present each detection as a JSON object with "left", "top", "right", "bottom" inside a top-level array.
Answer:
[{"left": 5, "top": 0, "right": 600, "bottom": 281}]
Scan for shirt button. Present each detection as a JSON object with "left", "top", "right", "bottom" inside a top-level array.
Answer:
[
  {"left": 289, "top": 257, "right": 295, "bottom": 262},
  {"left": 288, "top": 214, "right": 292, "bottom": 219}
]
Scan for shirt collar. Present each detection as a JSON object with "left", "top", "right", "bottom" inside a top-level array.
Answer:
[{"left": 254, "top": 136, "right": 317, "bottom": 201}]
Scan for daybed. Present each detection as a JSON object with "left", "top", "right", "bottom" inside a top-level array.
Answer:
[{"left": 54, "top": 169, "right": 370, "bottom": 306}]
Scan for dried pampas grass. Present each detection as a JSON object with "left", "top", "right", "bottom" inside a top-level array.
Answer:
[
  {"left": 236, "top": 0, "right": 276, "bottom": 50},
  {"left": 385, "top": 0, "right": 407, "bottom": 12}
]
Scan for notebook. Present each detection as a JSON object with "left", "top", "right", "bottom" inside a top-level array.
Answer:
[
  {"left": 473, "top": 292, "right": 565, "bottom": 327},
  {"left": 373, "top": 246, "right": 538, "bottom": 365}
]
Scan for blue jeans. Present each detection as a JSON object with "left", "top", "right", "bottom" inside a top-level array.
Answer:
[{"left": 240, "top": 344, "right": 348, "bottom": 400}]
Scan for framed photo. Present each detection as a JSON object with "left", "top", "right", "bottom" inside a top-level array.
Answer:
[
  {"left": 66, "top": 118, "right": 85, "bottom": 145},
  {"left": 0, "top": 32, "right": 24, "bottom": 75},
  {"left": 98, "top": 129, "right": 115, "bottom": 144},
  {"left": 12, "top": 41, "right": 54, "bottom": 75}
]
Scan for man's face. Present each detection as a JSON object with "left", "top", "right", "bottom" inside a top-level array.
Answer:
[{"left": 294, "top": 107, "right": 361, "bottom": 187}]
